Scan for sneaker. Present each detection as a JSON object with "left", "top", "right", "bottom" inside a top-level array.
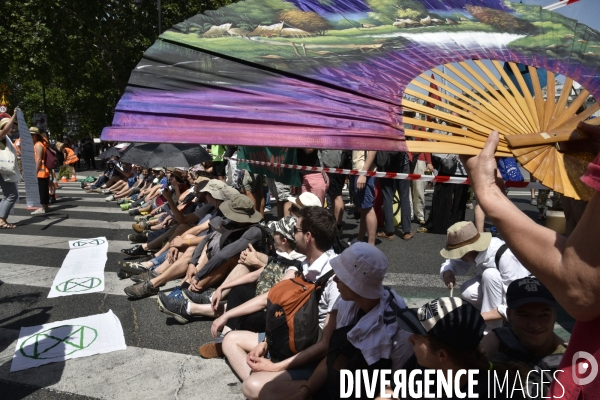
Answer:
[
  {"left": 128, "top": 233, "right": 148, "bottom": 243},
  {"left": 105, "top": 195, "right": 115, "bottom": 202},
  {"left": 168, "top": 286, "right": 186, "bottom": 300},
  {"left": 118, "top": 261, "right": 148, "bottom": 274},
  {"left": 130, "top": 268, "right": 158, "bottom": 283},
  {"left": 102, "top": 189, "right": 111, "bottom": 194},
  {"left": 134, "top": 215, "right": 149, "bottom": 222},
  {"left": 530, "top": 199, "right": 537, "bottom": 206},
  {"left": 121, "top": 244, "right": 148, "bottom": 257},
  {"left": 120, "top": 203, "right": 131, "bottom": 211},
  {"left": 31, "top": 208, "right": 47, "bottom": 215},
  {"left": 124, "top": 280, "right": 159, "bottom": 299},
  {"left": 198, "top": 338, "right": 225, "bottom": 359},
  {"left": 182, "top": 287, "right": 215, "bottom": 305},
  {"left": 129, "top": 208, "right": 141, "bottom": 216},
  {"left": 91, "top": 188, "right": 102, "bottom": 193},
  {"left": 157, "top": 293, "right": 193, "bottom": 324},
  {"left": 117, "top": 269, "right": 134, "bottom": 279}
]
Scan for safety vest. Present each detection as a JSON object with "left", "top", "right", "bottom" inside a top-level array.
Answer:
[
  {"left": 35, "top": 142, "right": 50, "bottom": 178},
  {"left": 64, "top": 147, "right": 79, "bottom": 164}
]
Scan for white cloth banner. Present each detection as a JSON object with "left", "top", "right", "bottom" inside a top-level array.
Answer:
[
  {"left": 17, "top": 110, "right": 40, "bottom": 208},
  {"left": 10, "top": 310, "right": 126, "bottom": 372},
  {"left": 47, "top": 237, "right": 108, "bottom": 298}
]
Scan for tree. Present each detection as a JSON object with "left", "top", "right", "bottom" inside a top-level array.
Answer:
[
  {"left": 466, "top": 5, "right": 537, "bottom": 34},
  {"left": 0, "top": 0, "right": 233, "bottom": 140},
  {"left": 278, "top": 10, "right": 332, "bottom": 35},
  {"left": 367, "top": 0, "right": 427, "bottom": 24}
]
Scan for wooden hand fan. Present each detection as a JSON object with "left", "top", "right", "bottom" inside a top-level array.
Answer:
[{"left": 402, "top": 60, "right": 598, "bottom": 201}]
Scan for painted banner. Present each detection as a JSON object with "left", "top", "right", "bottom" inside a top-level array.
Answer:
[
  {"left": 237, "top": 147, "right": 301, "bottom": 187},
  {"left": 47, "top": 237, "right": 108, "bottom": 298},
  {"left": 10, "top": 310, "right": 127, "bottom": 372},
  {"left": 17, "top": 111, "right": 40, "bottom": 208}
]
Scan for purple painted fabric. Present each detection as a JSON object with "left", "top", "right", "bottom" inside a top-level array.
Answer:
[{"left": 102, "top": 0, "right": 600, "bottom": 150}]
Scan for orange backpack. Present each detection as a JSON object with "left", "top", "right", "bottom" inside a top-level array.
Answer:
[{"left": 265, "top": 270, "right": 334, "bottom": 362}]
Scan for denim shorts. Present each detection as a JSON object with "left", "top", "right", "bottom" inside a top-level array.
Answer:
[{"left": 353, "top": 175, "right": 376, "bottom": 209}]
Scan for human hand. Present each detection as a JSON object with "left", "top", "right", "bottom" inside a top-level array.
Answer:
[
  {"left": 183, "top": 263, "right": 197, "bottom": 285},
  {"left": 211, "top": 314, "right": 227, "bottom": 337},
  {"left": 443, "top": 270, "right": 456, "bottom": 289},
  {"left": 167, "top": 247, "right": 179, "bottom": 264},
  {"left": 238, "top": 249, "right": 248, "bottom": 265},
  {"left": 211, "top": 287, "right": 222, "bottom": 310},
  {"left": 558, "top": 121, "right": 600, "bottom": 155},
  {"left": 248, "top": 341, "right": 268, "bottom": 360},
  {"left": 170, "top": 236, "right": 185, "bottom": 249},
  {"left": 426, "top": 163, "right": 434, "bottom": 172},
  {"left": 241, "top": 244, "right": 261, "bottom": 268},
  {"left": 189, "top": 277, "right": 202, "bottom": 292},
  {"left": 247, "top": 354, "right": 279, "bottom": 372},
  {"left": 459, "top": 131, "right": 504, "bottom": 200},
  {"left": 356, "top": 175, "right": 367, "bottom": 191}
]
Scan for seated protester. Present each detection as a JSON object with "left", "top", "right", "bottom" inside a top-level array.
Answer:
[
  {"left": 84, "top": 158, "right": 125, "bottom": 191},
  {"left": 394, "top": 298, "right": 527, "bottom": 400},
  {"left": 119, "top": 168, "right": 155, "bottom": 203},
  {"left": 127, "top": 170, "right": 195, "bottom": 244},
  {"left": 126, "top": 167, "right": 168, "bottom": 216},
  {"left": 105, "top": 165, "right": 144, "bottom": 201},
  {"left": 221, "top": 206, "right": 339, "bottom": 400},
  {"left": 479, "top": 277, "right": 567, "bottom": 398},
  {"left": 119, "top": 178, "right": 212, "bottom": 276},
  {"left": 439, "top": 221, "right": 530, "bottom": 332},
  {"left": 285, "top": 192, "right": 322, "bottom": 217},
  {"left": 263, "top": 243, "right": 413, "bottom": 400},
  {"left": 157, "top": 216, "right": 305, "bottom": 335},
  {"left": 120, "top": 178, "right": 220, "bottom": 257},
  {"left": 124, "top": 193, "right": 262, "bottom": 299}
]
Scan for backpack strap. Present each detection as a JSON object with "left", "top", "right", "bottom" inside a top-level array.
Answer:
[{"left": 495, "top": 244, "right": 509, "bottom": 270}]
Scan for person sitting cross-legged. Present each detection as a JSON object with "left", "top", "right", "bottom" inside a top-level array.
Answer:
[
  {"left": 157, "top": 216, "right": 305, "bottom": 358},
  {"left": 262, "top": 243, "right": 413, "bottom": 400},
  {"left": 221, "top": 206, "right": 340, "bottom": 400}
]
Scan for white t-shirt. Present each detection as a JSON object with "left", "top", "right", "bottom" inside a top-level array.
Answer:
[{"left": 286, "top": 249, "right": 340, "bottom": 329}]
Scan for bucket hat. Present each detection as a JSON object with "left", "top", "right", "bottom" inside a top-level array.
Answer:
[
  {"left": 330, "top": 242, "right": 388, "bottom": 299},
  {"left": 267, "top": 216, "right": 297, "bottom": 243},
  {"left": 219, "top": 193, "right": 262, "bottom": 223}
]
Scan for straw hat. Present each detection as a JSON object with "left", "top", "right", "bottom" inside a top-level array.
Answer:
[{"left": 439, "top": 221, "right": 491, "bottom": 259}]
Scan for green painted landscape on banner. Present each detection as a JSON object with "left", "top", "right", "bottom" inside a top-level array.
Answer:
[{"left": 237, "top": 147, "right": 301, "bottom": 187}]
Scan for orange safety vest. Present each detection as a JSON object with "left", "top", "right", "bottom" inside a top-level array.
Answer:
[
  {"left": 35, "top": 142, "right": 50, "bottom": 178},
  {"left": 64, "top": 147, "right": 79, "bottom": 164}
]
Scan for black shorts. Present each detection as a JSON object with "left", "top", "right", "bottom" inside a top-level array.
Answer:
[
  {"left": 212, "top": 161, "right": 227, "bottom": 177},
  {"left": 327, "top": 172, "right": 346, "bottom": 198}
]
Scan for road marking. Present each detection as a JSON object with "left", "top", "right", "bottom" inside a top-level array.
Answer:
[
  {"left": 0, "top": 263, "right": 178, "bottom": 296},
  {"left": 0, "top": 235, "right": 133, "bottom": 253},
  {"left": 9, "top": 215, "right": 132, "bottom": 230},
  {"left": 14, "top": 203, "right": 128, "bottom": 214},
  {"left": 0, "top": 327, "right": 245, "bottom": 400}
]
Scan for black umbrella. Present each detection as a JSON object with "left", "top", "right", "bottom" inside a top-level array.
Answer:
[
  {"left": 120, "top": 143, "right": 212, "bottom": 168},
  {"left": 98, "top": 146, "right": 121, "bottom": 160}
]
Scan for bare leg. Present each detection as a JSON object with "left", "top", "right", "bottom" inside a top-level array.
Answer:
[
  {"left": 150, "top": 246, "right": 195, "bottom": 287},
  {"left": 196, "top": 256, "right": 240, "bottom": 289},
  {"left": 243, "top": 371, "right": 297, "bottom": 400},
  {"left": 358, "top": 207, "right": 376, "bottom": 245},
  {"left": 222, "top": 331, "right": 260, "bottom": 381},
  {"left": 333, "top": 195, "right": 344, "bottom": 227}
]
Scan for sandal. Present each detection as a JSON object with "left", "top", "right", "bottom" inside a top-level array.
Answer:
[
  {"left": 417, "top": 227, "right": 428, "bottom": 233},
  {"left": 376, "top": 231, "right": 395, "bottom": 240},
  {"left": 0, "top": 223, "right": 16, "bottom": 229}
]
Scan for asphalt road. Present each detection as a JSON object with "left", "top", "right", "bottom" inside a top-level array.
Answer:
[{"left": 0, "top": 173, "right": 575, "bottom": 399}]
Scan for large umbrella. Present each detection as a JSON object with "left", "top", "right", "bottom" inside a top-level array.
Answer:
[
  {"left": 119, "top": 143, "right": 212, "bottom": 168},
  {"left": 101, "top": 0, "right": 600, "bottom": 199},
  {"left": 98, "top": 147, "right": 121, "bottom": 160}
]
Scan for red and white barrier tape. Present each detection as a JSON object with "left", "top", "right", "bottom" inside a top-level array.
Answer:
[{"left": 228, "top": 157, "right": 548, "bottom": 189}]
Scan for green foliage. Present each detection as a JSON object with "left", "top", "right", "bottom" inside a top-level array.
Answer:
[
  {"left": 0, "top": 0, "right": 233, "bottom": 141},
  {"left": 367, "top": 0, "right": 427, "bottom": 24}
]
